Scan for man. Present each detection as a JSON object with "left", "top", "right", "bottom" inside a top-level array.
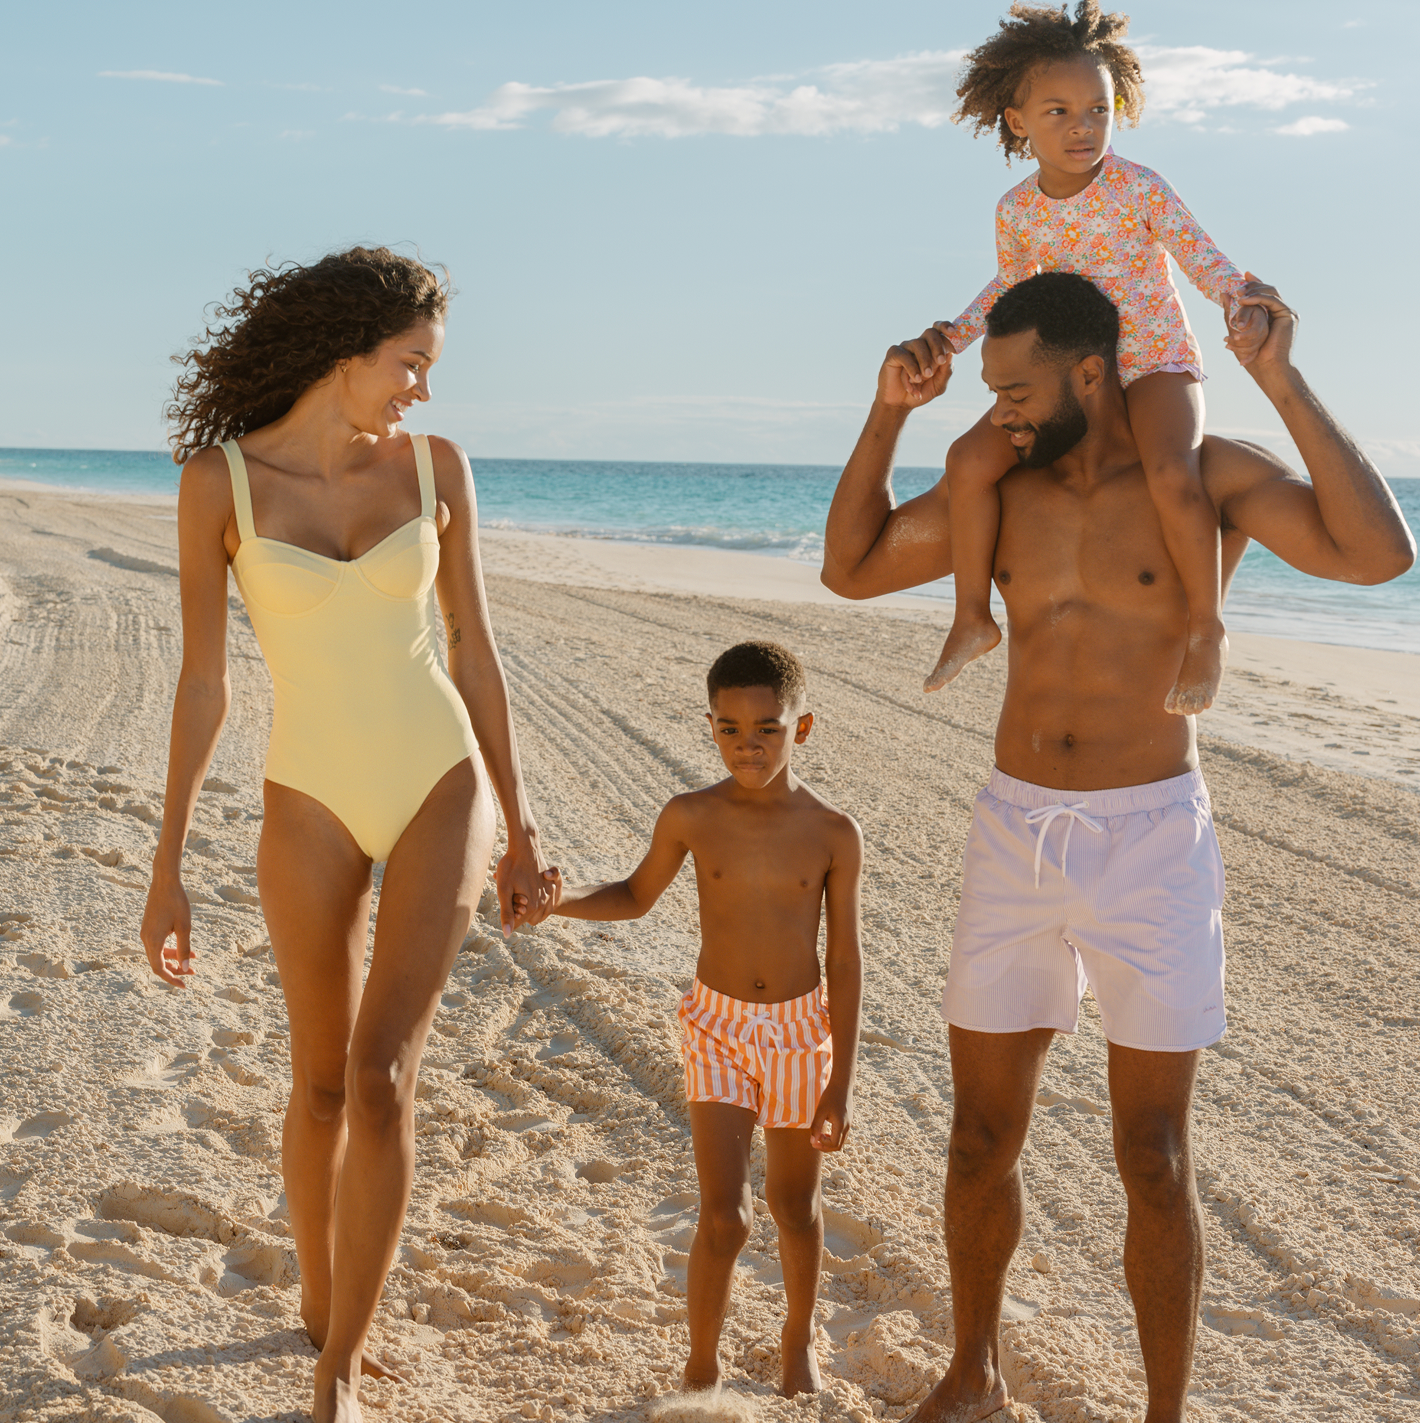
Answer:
[{"left": 821, "top": 272, "right": 1413, "bottom": 1423}]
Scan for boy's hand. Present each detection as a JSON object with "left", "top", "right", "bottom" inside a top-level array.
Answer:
[
  {"left": 540, "top": 866, "right": 564, "bottom": 912},
  {"left": 808, "top": 1079, "right": 853, "bottom": 1153}
]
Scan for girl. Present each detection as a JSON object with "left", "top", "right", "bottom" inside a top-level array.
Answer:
[
  {"left": 141, "top": 247, "right": 556, "bottom": 1422},
  {"left": 923, "top": 0, "right": 1266, "bottom": 713}
]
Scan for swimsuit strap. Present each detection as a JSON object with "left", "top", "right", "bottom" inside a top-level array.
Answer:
[
  {"left": 219, "top": 440, "right": 257, "bottom": 543},
  {"left": 411, "top": 433, "right": 435, "bottom": 519}
]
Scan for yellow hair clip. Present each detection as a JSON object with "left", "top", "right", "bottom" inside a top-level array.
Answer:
[{"left": 1114, "top": 94, "right": 1124, "bottom": 110}]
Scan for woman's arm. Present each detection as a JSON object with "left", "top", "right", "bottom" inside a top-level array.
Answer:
[
  {"left": 139, "top": 449, "right": 235, "bottom": 985},
  {"left": 430, "top": 437, "right": 553, "bottom": 935}
]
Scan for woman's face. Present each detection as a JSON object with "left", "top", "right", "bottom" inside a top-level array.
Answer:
[{"left": 340, "top": 319, "right": 445, "bottom": 437}]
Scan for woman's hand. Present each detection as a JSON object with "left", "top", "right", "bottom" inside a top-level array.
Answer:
[
  {"left": 494, "top": 832, "right": 560, "bottom": 936},
  {"left": 140, "top": 873, "right": 196, "bottom": 987}
]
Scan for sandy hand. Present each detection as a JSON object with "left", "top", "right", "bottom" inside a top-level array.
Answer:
[{"left": 808, "top": 1083, "right": 852, "bottom": 1153}]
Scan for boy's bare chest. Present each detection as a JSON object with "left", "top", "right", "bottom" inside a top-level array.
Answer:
[{"left": 687, "top": 818, "right": 829, "bottom": 901}]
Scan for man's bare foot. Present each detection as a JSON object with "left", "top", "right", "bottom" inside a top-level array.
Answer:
[
  {"left": 908, "top": 1359, "right": 1009, "bottom": 1422},
  {"left": 780, "top": 1324, "right": 822, "bottom": 1397},
  {"left": 681, "top": 1365, "right": 721, "bottom": 1393},
  {"left": 303, "top": 1323, "right": 407, "bottom": 1384},
  {"left": 925, "top": 618, "right": 1002, "bottom": 693},
  {"left": 313, "top": 1361, "right": 362, "bottom": 1423},
  {"left": 1164, "top": 622, "right": 1228, "bottom": 716}
]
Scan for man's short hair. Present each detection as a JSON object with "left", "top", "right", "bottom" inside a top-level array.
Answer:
[
  {"left": 706, "top": 640, "right": 807, "bottom": 710},
  {"left": 986, "top": 271, "right": 1120, "bottom": 370}
]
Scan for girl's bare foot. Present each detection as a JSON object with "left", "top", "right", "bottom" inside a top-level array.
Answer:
[
  {"left": 780, "top": 1324, "right": 822, "bottom": 1397},
  {"left": 925, "top": 617, "right": 1002, "bottom": 693},
  {"left": 313, "top": 1360, "right": 363, "bottom": 1423},
  {"left": 1164, "top": 621, "right": 1227, "bottom": 715},
  {"left": 303, "top": 1322, "right": 407, "bottom": 1384}
]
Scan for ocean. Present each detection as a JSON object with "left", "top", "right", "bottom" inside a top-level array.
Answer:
[{"left": 2, "top": 447, "right": 1416, "bottom": 655}]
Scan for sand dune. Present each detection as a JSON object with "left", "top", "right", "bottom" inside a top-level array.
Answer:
[{"left": 1, "top": 486, "right": 1417, "bottom": 1422}]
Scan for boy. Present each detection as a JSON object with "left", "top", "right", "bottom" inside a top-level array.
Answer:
[{"left": 543, "top": 640, "right": 863, "bottom": 1398}]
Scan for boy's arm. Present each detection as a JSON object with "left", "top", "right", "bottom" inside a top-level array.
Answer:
[
  {"left": 549, "top": 797, "right": 693, "bottom": 922},
  {"left": 809, "top": 815, "right": 864, "bottom": 1153}
]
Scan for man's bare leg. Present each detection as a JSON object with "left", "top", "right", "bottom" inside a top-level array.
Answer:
[
  {"left": 764, "top": 1127, "right": 825, "bottom": 1396},
  {"left": 1108, "top": 1043, "right": 1204, "bottom": 1423},
  {"left": 683, "top": 1102, "right": 757, "bottom": 1391},
  {"left": 910, "top": 1026, "right": 1054, "bottom": 1423}
]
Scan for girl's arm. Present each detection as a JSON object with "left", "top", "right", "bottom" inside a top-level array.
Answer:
[
  {"left": 139, "top": 450, "right": 235, "bottom": 985},
  {"left": 943, "top": 193, "right": 1035, "bottom": 350},
  {"left": 549, "top": 798, "right": 693, "bottom": 921},
  {"left": 431, "top": 437, "right": 551, "bottom": 935},
  {"left": 809, "top": 813, "right": 864, "bottom": 1153},
  {"left": 1143, "top": 170, "right": 1246, "bottom": 312}
]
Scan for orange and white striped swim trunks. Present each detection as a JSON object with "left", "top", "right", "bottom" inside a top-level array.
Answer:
[{"left": 677, "top": 978, "right": 833, "bottom": 1128}]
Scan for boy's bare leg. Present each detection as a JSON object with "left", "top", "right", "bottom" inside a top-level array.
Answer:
[
  {"left": 910, "top": 1026, "right": 1053, "bottom": 1423},
  {"left": 925, "top": 414, "right": 1017, "bottom": 693},
  {"left": 685, "top": 1102, "right": 758, "bottom": 1391},
  {"left": 764, "top": 1127, "right": 825, "bottom": 1396},
  {"left": 1124, "top": 372, "right": 1226, "bottom": 716},
  {"left": 1108, "top": 1043, "right": 1204, "bottom": 1423}
]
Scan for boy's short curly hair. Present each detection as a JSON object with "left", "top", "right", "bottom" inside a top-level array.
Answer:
[
  {"left": 706, "top": 641, "right": 808, "bottom": 711},
  {"left": 955, "top": 0, "right": 1145, "bottom": 161},
  {"left": 987, "top": 271, "right": 1120, "bottom": 370}
]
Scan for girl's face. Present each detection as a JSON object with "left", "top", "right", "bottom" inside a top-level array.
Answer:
[
  {"left": 339, "top": 319, "right": 445, "bottom": 438},
  {"left": 1004, "top": 56, "right": 1115, "bottom": 176}
]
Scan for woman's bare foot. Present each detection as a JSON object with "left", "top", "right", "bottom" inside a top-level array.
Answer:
[
  {"left": 925, "top": 617, "right": 1002, "bottom": 693},
  {"left": 1164, "top": 621, "right": 1228, "bottom": 716},
  {"left": 303, "top": 1321, "right": 407, "bottom": 1384},
  {"left": 313, "top": 1359, "right": 363, "bottom": 1423},
  {"left": 907, "top": 1358, "right": 1009, "bottom": 1421},
  {"left": 780, "top": 1324, "right": 822, "bottom": 1397}
]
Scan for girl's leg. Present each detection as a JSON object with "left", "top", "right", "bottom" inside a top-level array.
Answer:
[
  {"left": 926, "top": 412, "right": 1020, "bottom": 693},
  {"left": 259, "top": 784, "right": 402, "bottom": 1382},
  {"left": 684, "top": 1102, "right": 758, "bottom": 1391},
  {"left": 763, "top": 1127, "right": 825, "bottom": 1397},
  {"left": 1125, "top": 372, "right": 1227, "bottom": 715},
  {"left": 313, "top": 758, "right": 494, "bottom": 1422}
]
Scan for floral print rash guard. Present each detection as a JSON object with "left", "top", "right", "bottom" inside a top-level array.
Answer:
[{"left": 947, "top": 153, "right": 1245, "bottom": 385}]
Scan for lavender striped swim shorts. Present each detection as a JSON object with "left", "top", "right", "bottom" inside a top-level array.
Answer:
[{"left": 942, "top": 767, "right": 1226, "bottom": 1052}]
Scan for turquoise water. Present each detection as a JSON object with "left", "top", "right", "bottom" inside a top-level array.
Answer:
[{"left": 3, "top": 447, "right": 1416, "bottom": 654}]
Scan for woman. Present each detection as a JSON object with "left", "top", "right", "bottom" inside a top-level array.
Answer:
[{"left": 141, "top": 246, "right": 554, "bottom": 1422}]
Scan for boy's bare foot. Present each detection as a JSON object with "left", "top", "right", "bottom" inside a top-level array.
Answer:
[
  {"left": 313, "top": 1360, "right": 363, "bottom": 1423},
  {"left": 780, "top": 1324, "right": 822, "bottom": 1397},
  {"left": 907, "top": 1358, "right": 1009, "bottom": 1421},
  {"left": 303, "top": 1322, "right": 407, "bottom": 1383},
  {"left": 1164, "top": 621, "right": 1228, "bottom": 716},
  {"left": 925, "top": 618, "right": 1002, "bottom": 693}
]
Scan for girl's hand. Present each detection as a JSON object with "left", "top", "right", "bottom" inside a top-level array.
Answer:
[
  {"left": 140, "top": 875, "right": 196, "bottom": 987},
  {"left": 1226, "top": 292, "right": 1270, "bottom": 367},
  {"left": 494, "top": 834, "right": 559, "bottom": 936}
]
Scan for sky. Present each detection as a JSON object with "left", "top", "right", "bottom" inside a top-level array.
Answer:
[{"left": 2, "top": 0, "right": 1415, "bottom": 475}]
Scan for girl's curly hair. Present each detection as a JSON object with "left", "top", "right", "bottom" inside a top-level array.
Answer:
[
  {"left": 166, "top": 246, "right": 451, "bottom": 463},
  {"left": 954, "top": 0, "right": 1145, "bottom": 162}
]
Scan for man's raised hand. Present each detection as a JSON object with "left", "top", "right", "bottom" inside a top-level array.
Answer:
[
  {"left": 878, "top": 325, "right": 954, "bottom": 409},
  {"left": 1229, "top": 273, "right": 1296, "bottom": 376}
]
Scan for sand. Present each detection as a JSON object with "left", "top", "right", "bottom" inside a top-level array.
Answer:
[{"left": 1, "top": 485, "right": 1417, "bottom": 1423}]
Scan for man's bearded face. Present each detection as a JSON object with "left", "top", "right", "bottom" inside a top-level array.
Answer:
[{"left": 1003, "top": 375, "right": 1090, "bottom": 468}]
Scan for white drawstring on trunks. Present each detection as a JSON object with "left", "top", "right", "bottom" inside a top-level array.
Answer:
[
  {"left": 1023, "top": 802, "right": 1105, "bottom": 889},
  {"left": 738, "top": 1009, "right": 786, "bottom": 1053}
]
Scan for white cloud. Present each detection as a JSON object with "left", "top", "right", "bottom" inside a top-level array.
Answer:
[
  {"left": 1273, "top": 115, "right": 1349, "bottom": 136},
  {"left": 380, "top": 84, "right": 428, "bottom": 97},
  {"left": 414, "top": 46, "right": 1360, "bottom": 139},
  {"left": 99, "top": 69, "right": 223, "bottom": 87}
]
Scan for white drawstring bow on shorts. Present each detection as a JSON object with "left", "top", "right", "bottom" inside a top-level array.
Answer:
[{"left": 1022, "top": 801, "right": 1105, "bottom": 888}]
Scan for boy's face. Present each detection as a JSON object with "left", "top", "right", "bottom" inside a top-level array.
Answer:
[{"left": 706, "top": 684, "right": 813, "bottom": 790}]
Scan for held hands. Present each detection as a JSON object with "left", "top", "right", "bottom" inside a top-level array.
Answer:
[
  {"left": 139, "top": 874, "right": 196, "bottom": 987},
  {"left": 1227, "top": 273, "right": 1296, "bottom": 374},
  {"left": 878, "top": 324, "right": 955, "bottom": 410},
  {"left": 808, "top": 1078, "right": 853, "bottom": 1153},
  {"left": 495, "top": 833, "right": 560, "bottom": 938}
]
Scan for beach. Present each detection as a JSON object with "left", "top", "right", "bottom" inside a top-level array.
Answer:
[{"left": 1, "top": 484, "right": 1418, "bottom": 1422}]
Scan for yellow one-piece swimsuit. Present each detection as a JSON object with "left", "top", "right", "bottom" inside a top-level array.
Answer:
[{"left": 221, "top": 433, "right": 478, "bottom": 861}]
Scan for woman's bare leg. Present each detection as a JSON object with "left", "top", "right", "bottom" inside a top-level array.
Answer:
[
  {"left": 925, "top": 413, "right": 1019, "bottom": 692},
  {"left": 1124, "top": 372, "right": 1226, "bottom": 715},
  {"left": 313, "top": 757, "right": 494, "bottom": 1421}
]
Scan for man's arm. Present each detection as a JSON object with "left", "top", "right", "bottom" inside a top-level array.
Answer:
[
  {"left": 820, "top": 328, "right": 958, "bottom": 600},
  {"left": 1208, "top": 282, "right": 1416, "bottom": 584},
  {"left": 547, "top": 799, "right": 692, "bottom": 921}
]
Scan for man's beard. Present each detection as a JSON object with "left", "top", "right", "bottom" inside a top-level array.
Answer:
[{"left": 1011, "top": 384, "right": 1089, "bottom": 468}]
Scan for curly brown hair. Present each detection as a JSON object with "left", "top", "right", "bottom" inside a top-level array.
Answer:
[
  {"left": 954, "top": 0, "right": 1145, "bottom": 162},
  {"left": 166, "top": 246, "right": 451, "bottom": 463}
]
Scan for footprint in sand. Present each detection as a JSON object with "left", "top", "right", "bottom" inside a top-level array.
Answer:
[
  {"left": 5, "top": 989, "right": 47, "bottom": 1018},
  {"left": 15, "top": 1110, "right": 77, "bottom": 1139},
  {"left": 17, "top": 952, "right": 73, "bottom": 979},
  {"left": 1202, "top": 1304, "right": 1285, "bottom": 1339}
]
